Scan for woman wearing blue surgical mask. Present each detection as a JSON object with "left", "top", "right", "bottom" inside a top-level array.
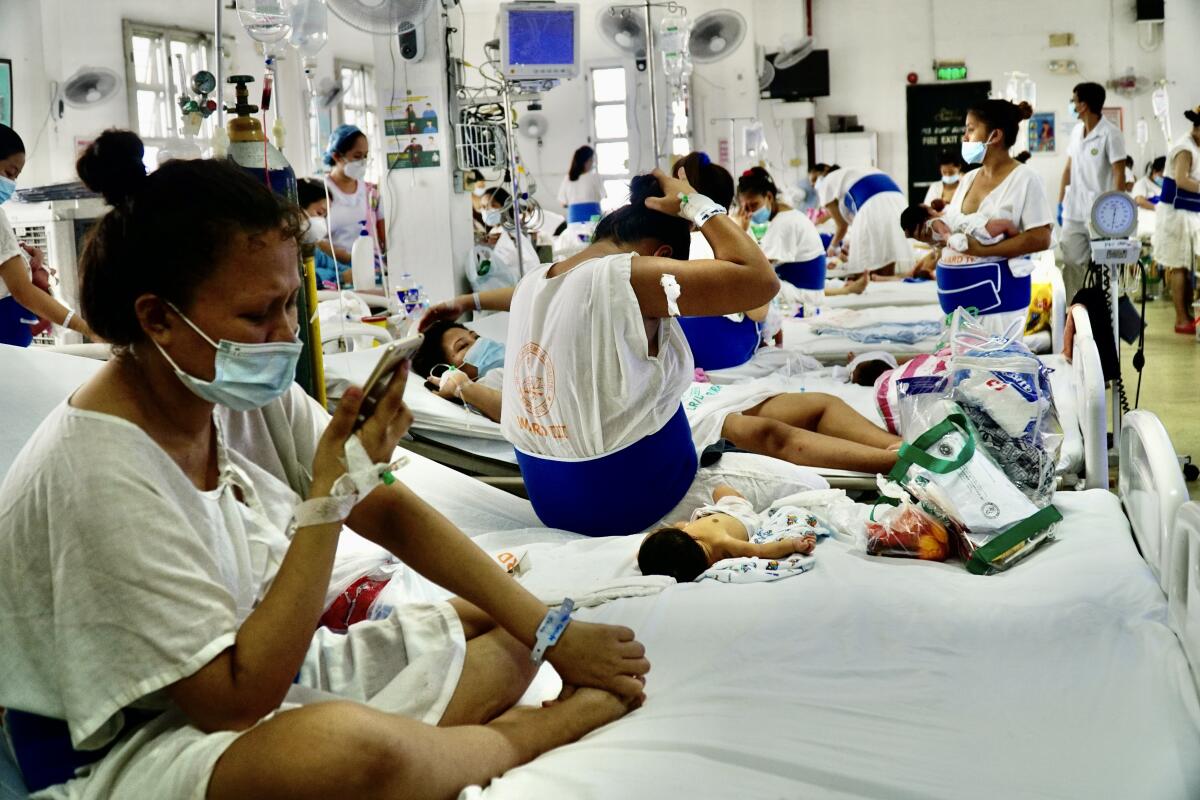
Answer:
[
  {"left": 922, "top": 150, "right": 966, "bottom": 207},
  {"left": 927, "top": 99, "right": 1053, "bottom": 335},
  {"left": 0, "top": 129, "right": 647, "bottom": 800},
  {"left": 323, "top": 124, "right": 385, "bottom": 288},
  {"left": 0, "top": 124, "right": 98, "bottom": 345}
]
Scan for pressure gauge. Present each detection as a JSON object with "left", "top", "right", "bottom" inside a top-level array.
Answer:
[
  {"left": 1090, "top": 190, "right": 1138, "bottom": 239},
  {"left": 191, "top": 71, "right": 217, "bottom": 96}
]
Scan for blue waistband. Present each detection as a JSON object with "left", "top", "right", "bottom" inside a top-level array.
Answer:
[
  {"left": 775, "top": 254, "right": 828, "bottom": 290},
  {"left": 567, "top": 201, "right": 603, "bottom": 223},
  {"left": 844, "top": 173, "right": 902, "bottom": 217},
  {"left": 515, "top": 405, "right": 698, "bottom": 536},
  {"left": 936, "top": 259, "right": 1031, "bottom": 315},
  {"left": 0, "top": 296, "right": 35, "bottom": 348},
  {"left": 1161, "top": 178, "right": 1200, "bottom": 212},
  {"left": 677, "top": 314, "right": 761, "bottom": 371}
]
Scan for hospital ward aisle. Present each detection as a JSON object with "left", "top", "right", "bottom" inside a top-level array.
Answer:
[{"left": 1119, "top": 295, "right": 1200, "bottom": 501}]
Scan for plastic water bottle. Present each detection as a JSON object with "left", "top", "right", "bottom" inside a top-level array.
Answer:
[
  {"left": 396, "top": 272, "right": 419, "bottom": 315},
  {"left": 350, "top": 220, "right": 375, "bottom": 290}
]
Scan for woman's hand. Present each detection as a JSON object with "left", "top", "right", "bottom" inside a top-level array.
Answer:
[
  {"left": 643, "top": 166, "right": 697, "bottom": 218},
  {"left": 431, "top": 369, "right": 471, "bottom": 399},
  {"left": 418, "top": 295, "right": 470, "bottom": 332},
  {"left": 546, "top": 620, "right": 650, "bottom": 699},
  {"left": 309, "top": 365, "right": 412, "bottom": 495}
]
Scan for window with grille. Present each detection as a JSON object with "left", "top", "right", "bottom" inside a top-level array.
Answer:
[
  {"left": 122, "top": 21, "right": 217, "bottom": 170},
  {"left": 335, "top": 61, "right": 377, "bottom": 141}
]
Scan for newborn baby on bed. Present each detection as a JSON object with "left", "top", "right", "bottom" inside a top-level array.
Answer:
[
  {"left": 637, "top": 485, "right": 829, "bottom": 584},
  {"left": 900, "top": 200, "right": 1019, "bottom": 254}
]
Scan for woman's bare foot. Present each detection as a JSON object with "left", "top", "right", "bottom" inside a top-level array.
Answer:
[{"left": 846, "top": 273, "right": 868, "bottom": 294}]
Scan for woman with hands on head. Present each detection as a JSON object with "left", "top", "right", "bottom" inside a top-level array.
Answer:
[
  {"left": 426, "top": 159, "right": 778, "bottom": 537},
  {"left": 0, "top": 129, "right": 647, "bottom": 800}
]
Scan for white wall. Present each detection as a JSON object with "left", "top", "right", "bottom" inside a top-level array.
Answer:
[
  {"left": 0, "top": 0, "right": 377, "bottom": 187},
  {"left": 1164, "top": 0, "right": 1200, "bottom": 141}
]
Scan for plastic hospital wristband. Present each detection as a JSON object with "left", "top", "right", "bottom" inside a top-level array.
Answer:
[
  {"left": 677, "top": 191, "right": 725, "bottom": 227},
  {"left": 473, "top": 292, "right": 482, "bottom": 311},
  {"left": 660, "top": 274, "right": 682, "bottom": 317},
  {"left": 61, "top": 309, "right": 75, "bottom": 329},
  {"left": 530, "top": 598, "right": 575, "bottom": 664}
]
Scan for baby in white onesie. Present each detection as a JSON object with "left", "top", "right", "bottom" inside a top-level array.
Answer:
[
  {"left": 900, "top": 202, "right": 1019, "bottom": 253},
  {"left": 637, "top": 485, "right": 829, "bottom": 583}
]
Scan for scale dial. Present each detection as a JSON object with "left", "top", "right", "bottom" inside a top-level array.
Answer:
[{"left": 1090, "top": 190, "right": 1138, "bottom": 238}]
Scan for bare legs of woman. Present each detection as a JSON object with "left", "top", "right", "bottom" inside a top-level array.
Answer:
[
  {"left": 1168, "top": 267, "right": 1194, "bottom": 331},
  {"left": 720, "top": 392, "right": 902, "bottom": 474},
  {"left": 206, "top": 601, "right": 631, "bottom": 800}
]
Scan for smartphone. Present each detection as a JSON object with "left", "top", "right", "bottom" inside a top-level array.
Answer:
[{"left": 353, "top": 334, "right": 423, "bottom": 431}]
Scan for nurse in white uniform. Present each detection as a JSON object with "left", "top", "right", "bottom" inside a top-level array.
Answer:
[
  {"left": 1152, "top": 107, "right": 1200, "bottom": 333},
  {"left": 558, "top": 145, "right": 607, "bottom": 224},
  {"left": 818, "top": 165, "right": 913, "bottom": 276},
  {"left": 1058, "top": 82, "right": 1127, "bottom": 302},
  {"left": 0, "top": 130, "right": 647, "bottom": 800},
  {"left": 323, "top": 125, "right": 385, "bottom": 288},
  {"left": 932, "top": 99, "right": 1054, "bottom": 335}
]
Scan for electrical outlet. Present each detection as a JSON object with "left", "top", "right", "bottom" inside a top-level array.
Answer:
[{"left": 1049, "top": 32, "right": 1075, "bottom": 47}]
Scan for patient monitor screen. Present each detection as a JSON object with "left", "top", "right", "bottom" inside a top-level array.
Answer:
[{"left": 502, "top": 4, "right": 579, "bottom": 80}]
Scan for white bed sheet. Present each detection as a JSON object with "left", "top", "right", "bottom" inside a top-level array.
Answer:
[
  {"left": 821, "top": 278, "right": 937, "bottom": 310},
  {"left": 447, "top": 489, "right": 1200, "bottom": 799}
]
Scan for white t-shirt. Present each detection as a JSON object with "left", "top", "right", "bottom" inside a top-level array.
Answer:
[
  {"left": 501, "top": 252, "right": 694, "bottom": 460},
  {"left": 1167, "top": 133, "right": 1200, "bottom": 186},
  {"left": 0, "top": 385, "right": 326, "bottom": 750},
  {"left": 943, "top": 163, "right": 1054, "bottom": 273},
  {"left": 0, "top": 206, "right": 28, "bottom": 301},
  {"left": 817, "top": 167, "right": 883, "bottom": 223},
  {"left": 325, "top": 176, "right": 372, "bottom": 255},
  {"left": 923, "top": 180, "right": 961, "bottom": 207},
  {"left": 557, "top": 172, "right": 605, "bottom": 207},
  {"left": 758, "top": 208, "right": 825, "bottom": 263},
  {"left": 1064, "top": 118, "right": 1127, "bottom": 223}
]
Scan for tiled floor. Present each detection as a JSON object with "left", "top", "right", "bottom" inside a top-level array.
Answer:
[{"left": 1117, "top": 293, "right": 1200, "bottom": 500}]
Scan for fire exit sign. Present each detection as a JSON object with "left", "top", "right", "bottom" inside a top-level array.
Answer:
[{"left": 935, "top": 62, "right": 968, "bottom": 81}]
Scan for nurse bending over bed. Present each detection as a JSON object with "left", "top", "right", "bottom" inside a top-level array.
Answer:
[{"left": 0, "top": 130, "right": 649, "bottom": 800}]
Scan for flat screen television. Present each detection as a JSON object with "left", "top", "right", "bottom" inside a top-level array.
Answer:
[{"left": 762, "top": 49, "right": 830, "bottom": 100}]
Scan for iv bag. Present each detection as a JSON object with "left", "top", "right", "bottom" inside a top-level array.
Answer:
[
  {"left": 290, "top": 0, "right": 328, "bottom": 63},
  {"left": 743, "top": 122, "right": 767, "bottom": 160},
  {"left": 238, "top": 0, "right": 296, "bottom": 44},
  {"left": 659, "top": 16, "right": 692, "bottom": 87},
  {"left": 1136, "top": 119, "right": 1150, "bottom": 149}
]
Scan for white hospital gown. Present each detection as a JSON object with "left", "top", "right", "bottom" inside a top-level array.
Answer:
[
  {"left": 0, "top": 385, "right": 465, "bottom": 800},
  {"left": 693, "top": 496, "right": 830, "bottom": 583}
]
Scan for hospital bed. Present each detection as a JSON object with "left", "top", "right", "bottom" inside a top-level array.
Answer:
[
  {"left": 3, "top": 343, "right": 1196, "bottom": 799},
  {"left": 325, "top": 301, "right": 1107, "bottom": 493}
]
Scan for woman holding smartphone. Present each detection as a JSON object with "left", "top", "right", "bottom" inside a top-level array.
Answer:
[{"left": 0, "top": 130, "right": 647, "bottom": 800}]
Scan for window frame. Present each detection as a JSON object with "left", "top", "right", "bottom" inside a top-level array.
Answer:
[
  {"left": 122, "top": 20, "right": 216, "bottom": 144},
  {"left": 334, "top": 59, "right": 378, "bottom": 141},
  {"left": 587, "top": 62, "right": 634, "bottom": 211}
]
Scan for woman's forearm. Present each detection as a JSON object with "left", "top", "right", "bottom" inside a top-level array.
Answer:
[
  {"left": 459, "top": 286, "right": 515, "bottom": 313},
  {"left": 970, "top": 226, "right": 1052, "bottom": 259},
  {"left": 461, "top": 382, "right": 503, "bottom": 422},
  {"left": 347, "top": 483, "right": 546, "bottom": 647},
  {"left": 699, "top": 214, "right": 771, "bottom": 270}
]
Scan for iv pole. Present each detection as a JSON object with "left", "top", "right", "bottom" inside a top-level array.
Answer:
[
  {"left": 501, "top": 80, "right": 526, "bottom": 276},
  {"left": 609, "top": 1, "right": 686, "bottom": 170}
]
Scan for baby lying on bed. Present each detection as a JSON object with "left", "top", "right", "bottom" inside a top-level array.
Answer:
[
  {"left": 900, "top": 201, "right": 1019, "bottom": 254},
  {"left": 637, "top": 485, "right": 828, "bottom": 583}
]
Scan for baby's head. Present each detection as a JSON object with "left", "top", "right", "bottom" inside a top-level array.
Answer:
[
  {"left": 899, "top": 203, "right": 933, "bottom": 239},
  {"left": 638, "top": 526, "right": 709, "bottom": 583}
]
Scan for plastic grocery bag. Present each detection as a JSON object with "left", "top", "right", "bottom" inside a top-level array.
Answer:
[
  {"left": 889, "top": 390, "right": 1060, "bottom": 574},
  {"left": 864, "top": 479, "right": 954, "bottom": 561},
  {"left": 946, "top": 307, "right": 1063, "bottom": 507}
]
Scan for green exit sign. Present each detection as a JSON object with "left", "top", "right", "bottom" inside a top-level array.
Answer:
[{"left": 936, "top": 63, "right": 968, "bottom": 81}]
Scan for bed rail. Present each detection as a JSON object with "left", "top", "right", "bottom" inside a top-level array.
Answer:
[
  {"left": 1169, "top": 502, "right": 1200, "bottom": 694},
  {"left": 1070, "top": 305, "right": 1108, "bottom": 490},
  {"left": 1120, "top": 409, "right": 1188, "bottom": 591}
]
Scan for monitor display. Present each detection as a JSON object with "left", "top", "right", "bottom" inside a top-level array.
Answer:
[
  {"left": 501, "top": 3, "right": 580, "bottom": 81},
  {"left": 508, "top": 9, "right": 574, "bottom": 65},
  {"left": 762, "top": 50, "right": 830, "bottom": 100}
]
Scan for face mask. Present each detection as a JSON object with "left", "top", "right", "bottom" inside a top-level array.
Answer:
[
  {"left": 1069, "top": 104, "right": 1080, "bottom": 120},
  {"left": 1154, "top": 176, "right": 1164, "bottom": 187},
  {"left": 343, "top": 158, "right": 368, "bottom": 181},
  {"left": 942, "top": 174, "right": 960, "bottom": 185},
  {"left": 153, "top": 303, "right": 303, "bottom": 411},
  {"left": 473, "top": 186, "right": 487, "bottom": 197},
  {"left": 462, "top": 336, "right": 506, "bottom": 376},
  {"left": 0, "top": 176, "right": 14, "bottom": 204},
  {"left": 961, "top": 138, "right": 989, "bottom": 166},
  {"left": 482, "top": 208, "right": 502, "bottom": 227},
  {"left": 750, "top": 206, "right": 772, "bottom": 225},
  {"left": 303, "top": 216, "right": 328, "bottom": 244}
]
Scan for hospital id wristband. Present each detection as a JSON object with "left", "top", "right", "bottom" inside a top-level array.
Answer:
[
  {"left": 343, "top": 436, "right": 408, "bottom": 496},
  {"left": 530, "top": 598, "right": 574, "bottom": 664},
  {"left": 292, "top": 492, "right": 358, "bottom": 529},
  {"left": 676, "top": 192, "right": 725, "bottom": 227}
]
